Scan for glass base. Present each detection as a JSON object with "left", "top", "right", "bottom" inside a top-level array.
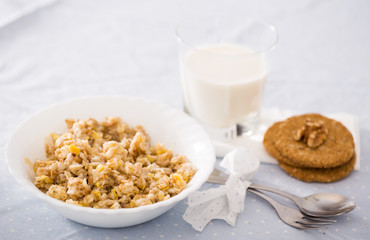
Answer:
[
  {"left": 197, "top": 117, "right": 259, "bottom": 142},
  {"left": 184, "top": 105, "right": 260, "bottom": 141},
  {"left": 236, "top": 117, "right": 258, "bottom": 137}
]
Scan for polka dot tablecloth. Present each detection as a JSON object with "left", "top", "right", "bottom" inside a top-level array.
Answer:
[{"left": 0, "top": 0, "right": 369, "bottom": 239}]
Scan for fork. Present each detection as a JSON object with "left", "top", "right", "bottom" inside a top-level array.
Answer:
[{"left": 248, "top": 188, "right": 336, "bottom": 229}]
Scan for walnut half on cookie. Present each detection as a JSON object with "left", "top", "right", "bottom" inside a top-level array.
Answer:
[{"left": 293, "top": 118, "right": 328, "bottom": 148}]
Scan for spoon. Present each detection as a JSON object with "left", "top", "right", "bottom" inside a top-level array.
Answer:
[
  {"left": 207, "top": 169, "right": 356, "bottom": 217},
  {"left": 249, "top": 183, "right": 355, "bottom": 217}
]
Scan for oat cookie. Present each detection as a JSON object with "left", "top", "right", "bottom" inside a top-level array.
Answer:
[
  {"left": 277, "top": 155, "right": 356, "bottom": 183},
  {"left": 271, "top": 114, "right": 354, "bottom": 168}
]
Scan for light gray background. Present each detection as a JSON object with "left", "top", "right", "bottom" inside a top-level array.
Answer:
[{"left": 0, "top": 0, "right": 369, "bottom": 239}]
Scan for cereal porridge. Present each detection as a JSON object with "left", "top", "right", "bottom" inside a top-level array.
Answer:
[{"left": 30, "top": 117, "right": 196, "bottom": 209}]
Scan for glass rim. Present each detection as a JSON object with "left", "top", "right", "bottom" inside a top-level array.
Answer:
[{"left": 176, "top": 16, "right": 279, "bottom": 57}]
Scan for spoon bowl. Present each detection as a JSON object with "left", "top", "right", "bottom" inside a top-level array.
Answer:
[{"left": 300, "top": 192, "right": 355, "bottom": 217}]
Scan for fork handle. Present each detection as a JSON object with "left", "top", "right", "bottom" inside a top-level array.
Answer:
[{"left": 248, "top": 188, "right": 283, "bottom": 212}]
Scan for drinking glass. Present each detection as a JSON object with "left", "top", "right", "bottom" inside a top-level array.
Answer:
[{"left": 176, "top": 15, "right": 278, "bottom": 141}]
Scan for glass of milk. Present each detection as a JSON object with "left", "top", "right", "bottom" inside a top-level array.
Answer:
[{"left": 176, "top": 16, "right": 278, "bottom": 141}]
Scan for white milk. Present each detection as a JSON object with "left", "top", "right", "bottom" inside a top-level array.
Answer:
[{"left": 180, "top": 44, "right": 268, "bottom": 128}]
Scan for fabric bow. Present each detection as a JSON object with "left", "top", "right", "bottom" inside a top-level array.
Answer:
[{"left": 183, "top": 147, "right": 260, "bottom": 231}]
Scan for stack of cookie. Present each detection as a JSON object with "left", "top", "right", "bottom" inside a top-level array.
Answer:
[{"left": 263, "top": 113, "right": 356, "bottom": 183}]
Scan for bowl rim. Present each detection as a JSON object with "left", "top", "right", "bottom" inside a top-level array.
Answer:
[{"left": 6, "top": 95, "right": 216, "bottom": 215}]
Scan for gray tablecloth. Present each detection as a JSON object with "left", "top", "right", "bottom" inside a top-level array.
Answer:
[{"left": 0, "top": 0, "right": 369, "bottom": 239}]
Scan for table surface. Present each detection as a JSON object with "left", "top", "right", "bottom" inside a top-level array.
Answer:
[{"left": 0, "top": 0, "right": 369, "bottom": 239}]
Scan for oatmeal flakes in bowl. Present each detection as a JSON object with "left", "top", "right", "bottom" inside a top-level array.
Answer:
[
  {"left": 33, "top": 117, "right": 197, "bottom": 209},
  {"left": 7, "top": 96, "right": 215, "bottom": 228}
]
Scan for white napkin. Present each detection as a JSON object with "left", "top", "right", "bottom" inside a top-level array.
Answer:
[
  {"left": 213, "top": 108, "right": 361, "bottom": 170},
  {"left": 183, "top": 147, "right": 260, "bottom": 231},
  {"left": 0, "top": 0, "right": 60, "bottom": 29}
]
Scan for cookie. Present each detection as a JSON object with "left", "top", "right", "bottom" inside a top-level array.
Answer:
[
  {"left": 277, "top": 155, "right": 356, "bottom": 183},
  {"left": 271, "top": 114, "right": 354, "bottom": 168},
  {"left": 263, "top": 124, "right": 356, "bottom": 182}
]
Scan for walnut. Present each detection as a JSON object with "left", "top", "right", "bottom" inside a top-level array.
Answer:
[{"left": 293, "top": 118, "right": 328, "bottom": 148}]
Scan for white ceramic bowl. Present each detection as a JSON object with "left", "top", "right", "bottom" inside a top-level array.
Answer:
[{"left": 6, "top": 96, "right": 215, "bottom": 228}]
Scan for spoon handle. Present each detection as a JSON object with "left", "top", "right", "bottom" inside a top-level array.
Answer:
[
  {"left": 207, "top": 169, "right": 301, "bottom": 204},
  {"left": 249, "top": 183, "right": 300, "bottom": 204}
]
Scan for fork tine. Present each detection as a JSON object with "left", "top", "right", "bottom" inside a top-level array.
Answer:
[
  {"left": 289, "top": 221, "right": 327, "bottom": 230},
  {"left": 298, "top": 218, "right": 333, "bottom": 226},
  {"left": 303, "top": 215, "right": 337, "bottom": 223}
]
